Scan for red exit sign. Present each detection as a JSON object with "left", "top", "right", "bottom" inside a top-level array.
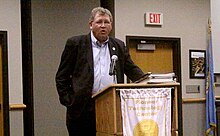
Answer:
[{"left": 145, "top": 12, "right": 163, "bottom": 25}]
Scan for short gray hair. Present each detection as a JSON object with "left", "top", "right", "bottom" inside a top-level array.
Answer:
[{"left": 89, "top": 7, "right": 113, "bottom": 22}]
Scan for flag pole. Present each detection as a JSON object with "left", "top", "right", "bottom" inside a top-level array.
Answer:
[{"left": 208, "top": 18, "right": 211, "bottom": 42}]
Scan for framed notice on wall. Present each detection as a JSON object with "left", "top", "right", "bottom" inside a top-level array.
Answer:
[{"left": 189, "top": 50, "right": 206, "bottom": 79}]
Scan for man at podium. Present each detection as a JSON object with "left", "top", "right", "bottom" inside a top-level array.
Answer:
[{"left": 55, "top": 7, "right": 144, "bottom": 136}]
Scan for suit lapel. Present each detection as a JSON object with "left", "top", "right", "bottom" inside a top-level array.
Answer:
[
  {"left": 108, "top": 38, "right": 122, "bottom": 82},
  {"left": 85, "top": 34, "right": 94, "bottom": 72},
  {"left": 108, "top": 38, "right": 118, "bottom": 57}
]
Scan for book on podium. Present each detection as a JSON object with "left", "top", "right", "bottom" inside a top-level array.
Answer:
[{"left": 135, "top": 72, "right": 176, "bottom": 84}]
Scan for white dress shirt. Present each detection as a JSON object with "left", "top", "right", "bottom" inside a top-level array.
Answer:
[{"left": 91, "top": 32, "right": 114, "bottom": 94}]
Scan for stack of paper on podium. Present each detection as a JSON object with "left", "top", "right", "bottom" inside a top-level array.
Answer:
[{"left": 135, "top": 72, "right": 176, "bottom": 84}]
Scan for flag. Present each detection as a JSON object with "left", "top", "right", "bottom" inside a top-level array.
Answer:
[{"left": 205, "top": 22, "right": 217, "bottom": 136}]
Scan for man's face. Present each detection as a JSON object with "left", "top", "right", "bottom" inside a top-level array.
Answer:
[{"left": 89, "top": 13, "right": 112, "bottom": 43}]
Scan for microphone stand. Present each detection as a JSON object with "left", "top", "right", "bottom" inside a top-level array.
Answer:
[
  {"left": 113, "top": 66, "right": 117, "bottom": 84},
  {"left": 109, "top": 55, "right": 118, "bottom": 84}
]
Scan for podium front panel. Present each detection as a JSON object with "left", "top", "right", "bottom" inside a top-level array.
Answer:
[{"left": 95, "top": 87, "right": 123, "bottom": 134}]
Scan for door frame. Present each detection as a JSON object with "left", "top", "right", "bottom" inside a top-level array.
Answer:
[
  {"left": 126, "top": 35, "right": 183, "bottom": 136},
  {"left": 0, "top": 31, "right": 10, "bottom": 136},
  {"left": 20, "top": 1, "right": 34, "bottom": 136}
]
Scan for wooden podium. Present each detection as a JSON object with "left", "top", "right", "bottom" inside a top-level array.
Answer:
[{"left": 92, "top": 83, "right": 180, "bottom": 136}]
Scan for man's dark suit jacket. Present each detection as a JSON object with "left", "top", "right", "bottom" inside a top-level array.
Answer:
[{"left": 55, "top": 33, "right": 144, "bottom": 120}]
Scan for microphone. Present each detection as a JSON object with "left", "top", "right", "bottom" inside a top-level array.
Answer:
[{"left": 109, "top": 55, "right": 118, "bottom": 76}]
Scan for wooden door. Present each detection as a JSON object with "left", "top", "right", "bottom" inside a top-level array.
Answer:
[
  {"left": 126, "top": 36, "right": 183, "bottom": 136},
  {"left": 129, "top": 42, "right": 173, "bottom": 74},
  {"left": 126, "top": 36, "right": 181, "bottom": 81}
]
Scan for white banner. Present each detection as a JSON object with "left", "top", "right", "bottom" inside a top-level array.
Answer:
[{"left": 120, "top": 88, "right": 172, "bottom": 136}]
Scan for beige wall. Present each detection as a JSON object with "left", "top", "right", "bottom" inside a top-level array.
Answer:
[
  {"left": 0, "top": 0, "right": 23, "bottom": 135},
  {"left": 115, "top": 0, "right": 210, "bottom": 99},
  {"left": 115, "top": 0, "right": 210, "bottom": 135},
  {"left": 1, "top": 0, "right": 219, "bottom": 136},
  {"left": 31, "top": 0, "right": 99, "bottom": 135},
  {"left": 211, "top": 0, "right": 220, "bottom": 73}
]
